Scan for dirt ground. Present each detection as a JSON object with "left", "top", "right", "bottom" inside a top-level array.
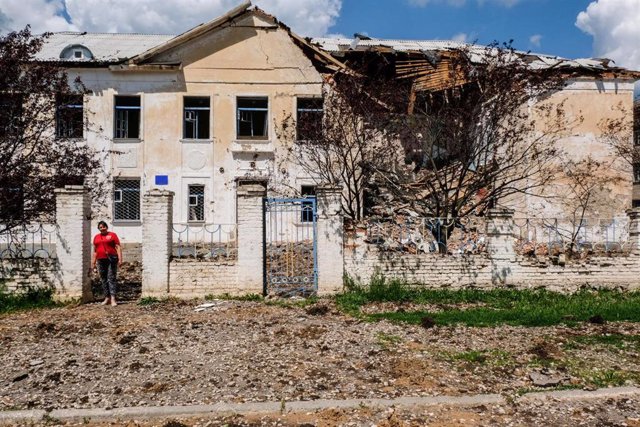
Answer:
[{"left": 1, "top": 299, "right": 640, "bottom": 426}]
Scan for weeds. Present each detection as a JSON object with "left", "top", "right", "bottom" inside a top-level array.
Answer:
[
  {"left": 137, "top": 296, "right": 161, "bottom": 306},
  {"left": 0, "top": 284, "right": 58, "bottom": 314},
  {"left": 375, "top": 332, "right": 403, "bottom": 350}
]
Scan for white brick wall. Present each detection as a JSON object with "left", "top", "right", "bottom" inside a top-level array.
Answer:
[
  {"left": 236, "top": 181, "right": 267, "bottom": 295},
  {"left": 168, "top": 260, "right": 239, "bottom": 297},
  {"left": 316, "top": 185, "right": 344, "bottom": 295},
  {"left": 0, "top": 259, "right": 59, "bottom": 291},
  {"left": 142, "top": 189, "right": 174, "bottom": 297}
]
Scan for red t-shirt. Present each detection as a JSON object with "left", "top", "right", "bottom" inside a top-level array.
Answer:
[{"left": 93, "top": 231, "right": 120, "bottom": 259}]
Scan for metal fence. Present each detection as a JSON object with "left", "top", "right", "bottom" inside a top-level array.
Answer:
[
  {"left": 172, "top": 223, "right": 237, "bottom": 260},
  {"left": 513, "top": 217, "right": 631, "bottom": 256},
  {"left": 365, "top": 217, "right": 487, "bottom": 254},
  {"left": 0, "top": 224, "right": 58, "bottom": 259}
]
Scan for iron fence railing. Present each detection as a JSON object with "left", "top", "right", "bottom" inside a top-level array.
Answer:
[
  {"left": 513, "top": 217, "right": 631, "bottom": 256},
  {"left": 0, "top": 223, "right": 58, "bottom": 259},
  {"left": 172, "top": 223, "right": 237, "bottom": 260},
  {"left": 366, "top": 217, "right": 487, "bottom": 254}
]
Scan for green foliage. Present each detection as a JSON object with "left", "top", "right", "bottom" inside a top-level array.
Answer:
[
  {"left": 336, "top": 275, "right": 640, "bottom": 327},
  {"left": 0, "top": 284, "right": 57, "bottom": 314},
  {"left": 375, "top": 332, "right": 403, "bottom": 350},
  {"left": 137, "top": 296, "right": 161, "bottom": 306},
  {"left": 566, "top": 334, "right": 640, "bottom": 350}
]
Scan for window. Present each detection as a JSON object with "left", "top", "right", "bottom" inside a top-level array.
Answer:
[
  {"left": 114, "top": 179, "right": 140, "bottom": 221},
  {"left": 237, "top": 97, "right": 268, "bottom": 139},
  {"left": 0, "top": 94, "right": 23, "bottom": 137},
  {"left": 301, "top": 185, "right": 316, "bottom": 223},
  {"left": 635, "top": 165, "right": 640, "bottom": 184},
  {"left": 56, "top": 94, "right": 83, "bottom": 139},
  {"left": 0, "top": 184, "right": 23, "bottom": 220},
  {"left": 183, "top": 97, "right": 210, "bottom": 139},
  {"left": 188, "top": 185, "right": 205, "bottom": 222},
  {"left": 114, "top": 95, "right": 141, "bottom": 139},
  {"left": 296, "top": 98, "right": 323, "bottom": 141}
]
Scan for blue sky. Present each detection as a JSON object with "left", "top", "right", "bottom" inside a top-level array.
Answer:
[{"left": 331, "top": 0, "right": 593, "bottom": 59}]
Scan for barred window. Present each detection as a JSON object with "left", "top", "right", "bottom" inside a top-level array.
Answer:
[
  {"left": 184, "top": 97, "right": 210, "bottom": 139},
  {"left": 114, "top": 95, "right": 140, "bottom": 139},
  {"left": 56, "top": 94, "right": 83, "bottom": 139},
  {"left": 635, "top": 165, "right": 640, "bottom": 184},
  {"left": 296, "top": 98, "right": 323, "bottom": 141},
  {"left": 188, "top": 185, "right": 205, "bottom": 222},
  {"left": 114, "top": 179, "right": 140, "bottom": 221},
  {"left": 0, "top": 94, "right": 23, "bottom": 137},
  {"left": 301, "top": 185, "right": 316, "bottom": 223},
  {"left": 237, "top": 97, "right": 268, "bottom": 139}
]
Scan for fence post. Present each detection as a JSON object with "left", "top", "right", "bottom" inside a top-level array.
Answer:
[
  {"left": 316, "top": 185, "right": 344, "bottom": 295},
  {"left": 486, "top": 208, "right": 515, "bottom": 285},
  {"left": 626, "top": 208, "right": 640, "bottom": 254},
  {"left": 236, "top": 179, "right": 267, "bottom": 295},
  {"left": 54, "top": 185, "right": 91, "bottom": 302},
  {"left": 142, "top": 189, "right": 174, "bottom": 297}
]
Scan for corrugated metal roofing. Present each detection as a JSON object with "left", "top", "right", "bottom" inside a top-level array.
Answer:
[{"left": 35, "top": 32, "right": 175, "bottom": 62}]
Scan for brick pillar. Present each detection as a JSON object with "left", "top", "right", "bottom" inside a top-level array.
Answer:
[
  {"left": 54, "top": 185, "right": 91, "bottom": 302},
  {"left": 316, "top": 185, "right": 344, "bottom": 295},
  {"left": 486, "top": 208, "right": 515, "bottom": 285},
  {"left": 142, "top": 189, "right": 173, "bottom": 297},
  {"left": 626, "top": 208, "right": 640, "bottom": 254},
  {"left": 236, "top": 180, "right": 267, "bottom": 295}
]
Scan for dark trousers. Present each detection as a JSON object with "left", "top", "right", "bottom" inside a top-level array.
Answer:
[{"left": 97, "top": 255, "right": 118, "bottom": 297}]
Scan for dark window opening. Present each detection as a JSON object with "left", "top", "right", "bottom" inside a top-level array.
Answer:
[
  {"left": 114, "top": 95, "right": 141, "bottom": 139},
  {"left": 296, "top": 97, "right": 323, "bottom": 141},
  {"left": 188, "top": 185, "right": 205, "bottom": 222},
  {"left": 0, "top": 184, "right": 24, "bottom": 220},
  {"left": 114, "top": 179, "right": 140, "bottom": 221},
  {"left": 301, "top": 185, "right": 316, "bottom": 223},
  {"left": 184, "top": 96, "right": 210, "bottom": 139},
  {"left": 237, "top": 97, "right": 268, "bottom": 139},
  {"left": 0, "top": 94, "right": 23, "bottom": 137},
  {"left": 634, "top": 164, "right": 640, "bottom": 183},
  {"left": 56, "top": 94, "right": 83, "bottom": 139}
]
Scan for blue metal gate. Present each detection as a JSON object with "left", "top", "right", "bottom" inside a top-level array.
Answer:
[{"left": 263, "top": 197, "right": 317, "bottom": 297}]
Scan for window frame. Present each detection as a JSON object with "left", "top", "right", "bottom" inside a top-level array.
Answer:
[
  {"left": 183, "top": 96, "right": 211, "bottom": 140},
  {"left": 236, "top": 96, "right": 269, "bottom": 140},
  {"left": 300, "top": 185, "right": 316, "bottom": 224},
  {"left": 113, "top": 178, "right": 141, "bottom": 222},
  {"left": 296, "top": 97, "right": 323, "bottom": 142},
  {"left": 55, "top": 94, "right": 84, "bottom": 139},
  {"left": 113, "top": 95, "right": 141, "bottom": 140},
  {"left": 187, "top": 184, "right": 205, "bottom": 223}
]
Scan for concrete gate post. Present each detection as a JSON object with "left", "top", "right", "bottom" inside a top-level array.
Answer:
[
  {"left": 486, "top": 208, "right": 516, "bottom": 285},
  {"left": 54, "top": 185, "right": 92, "bottom": 302},
  {"left": 142, "top": 189, "right": 174, "bottom": 297},
  {"left": 236, "top": 179, "right": 267, "bottom": 295},
  {"left": 626, "top": 208, "right": 640, "bottom": 254},
  {"left": 316, "top": 185, "right": 344, "bottom": 295}
]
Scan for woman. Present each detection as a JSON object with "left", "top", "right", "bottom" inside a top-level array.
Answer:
[{"left": 92, "top": 221, "right": 123, "bottom": 306}]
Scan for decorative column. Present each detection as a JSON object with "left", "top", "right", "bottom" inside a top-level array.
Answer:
[
  {"left": 316, "top": 185, "right": 344, "bottom": 295},
  {"left": 486, "top": 208, "right": 515, "bottom": 285},
  {"left": 54, "top": 185, "right": 91, "bottom": 302},
  {"left": 626, "top": 208, "right": 640, "bottom": 255},
  {"left": 236, "top": 179, "right": 267, "bottom": 295},
  {"left": 142, "top": 189, "right": 173, "bottom": 297}
]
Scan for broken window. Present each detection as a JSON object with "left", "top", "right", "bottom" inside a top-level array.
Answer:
[
  {"left": 183, "top": 96, "right": 210, "bottom": 140},
  {"left": 188, "top": 184, "right": 205, "bottom": 222},
  {"left": 300, "top": 185, "right": 316, "bottom": 223},
  {"left": 296, "top": 97, "right": 323, "bottom": 141},
  {"left": 0, "top": 184, "right": 24, "bottom": 220},
  {"left": 114, "top": 95, "right": 141, "bottom": 139},
  {"left": 113, "top": 178, "right": 140, "bottom": 221},
  {"left": 236, "top": 97, "right": 268, "bottom": 139},
  {"left": 56, "top": 94, "right": 83, "bottom": 139}
]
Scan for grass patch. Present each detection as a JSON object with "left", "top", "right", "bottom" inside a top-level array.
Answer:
[
  {"left": 565, "top": 334, "right": 640, "bottom": 350},
  {"left": 0, "top": 284, "right": 58, "bottom": 314},
  {"left": 337, "top": 274, "right": 640, "bottom": 327},
  {"left": 206, "top": 293, "right": 265, "bottom": 302},
  {"left": 137, "top": 296, "right": 162, "bottom": 306},
  {"left": 375, "top": 332, "right": 403, "bottom": 350}
]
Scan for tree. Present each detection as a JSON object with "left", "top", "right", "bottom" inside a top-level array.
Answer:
[{"left": 0, "top": 27, "right": 103, "bottom": 233}]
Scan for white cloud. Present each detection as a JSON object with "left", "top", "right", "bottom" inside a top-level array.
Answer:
[
  {"left": 452, "top": 32, "right": 469, "bottom": 43},
  {"left": 0, "top": 0, "right": 342, "bottom": 37},
  {"left": 576, "top": 0, "right": 640, "bottom": 70},
  {"left": 408, "top": 0, "right": 520, "bottom": 7},
  {"left": 529, "top": 34, "right": 542, "bottom": 48}
]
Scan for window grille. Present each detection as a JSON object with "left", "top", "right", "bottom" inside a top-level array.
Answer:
[
  {"left": 0, "top": 94, "right": 23, "bottom": 136},
  {"left": 236, "top": 97, "right": 268, "bottom": 139},
  {"left": 184, "top": 97, "right": 210, "bottom": 139},
  {"left": 188, "top": 185, "right": 205, "bottom": 222},
  {"left": 114, "top": 96, "right": 141, "bottom": 139},
  {"left": 296, "top": 97, "right": 323, "bottom": 141},
  {"left": 635, "top": 165, "right": 640, "bottom": 184},
  {"left": 114, "top": 179, "right": 140, "bottom": 221},
  {"left": 300, "top": 185, "right": 316, "bottom": 223},
  {"left": 56, "top": 94, "right": 83, "bottom": 139}
]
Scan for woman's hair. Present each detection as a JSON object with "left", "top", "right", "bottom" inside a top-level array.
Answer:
[{"left": 97, "top": 221, "right": 109, "bottom": 229}]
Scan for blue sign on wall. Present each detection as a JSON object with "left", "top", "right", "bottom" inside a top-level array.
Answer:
[{"left": 155, "top": 175, "right": 169, "bottom": 185}]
